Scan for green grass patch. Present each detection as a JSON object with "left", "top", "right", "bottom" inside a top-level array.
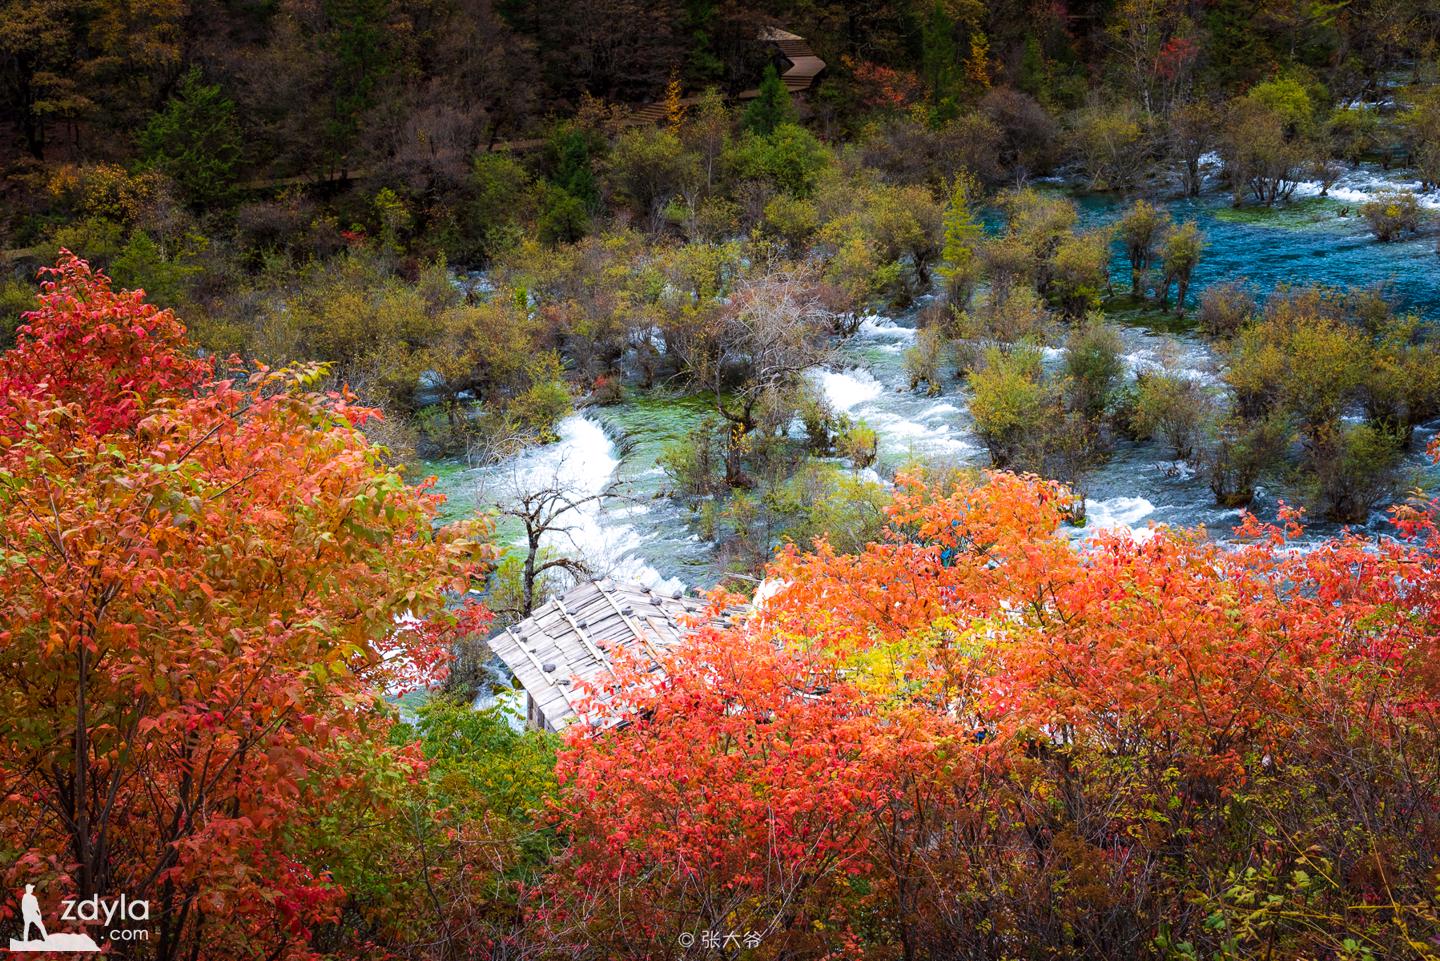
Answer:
[
  {"left": 1101, "top": 295, "right": 1198, "bottom": 335},
  {"left": 1212, "top": 196, "right": 1340, "bottom": 229}
]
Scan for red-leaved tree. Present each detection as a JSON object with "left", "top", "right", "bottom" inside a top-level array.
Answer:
[
  {"left": 0, "top": 252, "right": 210, "bottom": 435},
  {"left": 0, "top": 255, "right": 493, "bottom": 960},
  {"left": 540, "top": 468, "right": 1440, "bottom": 959}
]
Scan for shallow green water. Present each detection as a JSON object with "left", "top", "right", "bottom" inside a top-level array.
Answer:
[{"left": 428, "top": 169, "right": 1440, "bottom": 590}]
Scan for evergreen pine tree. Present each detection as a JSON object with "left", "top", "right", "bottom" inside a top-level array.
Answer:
[
  {"left": 742, "top": 64, "right": 795, "bottom": 136},
  {"left": 139, "top": 67, "right": 243, "bottom": 208},
  {"left": 938, "top": 172, "right": 985, "bottom": 305}
]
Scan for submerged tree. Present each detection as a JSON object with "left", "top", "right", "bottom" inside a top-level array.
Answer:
[
  {"left": 1220, "top": 77, "right": 1318, "bottom": 206},
  {"left": 482, "top": 454, "right": 627, "bottom": 618},
  {"left": 1116, "top": 199, "right": 1172, "bottom": 299},
  {"left": 1159, "top": 220, "right": 1205, "bottom": 313},
  {"left": 677, "top": 263, "right": 832, "bottom": 487}
]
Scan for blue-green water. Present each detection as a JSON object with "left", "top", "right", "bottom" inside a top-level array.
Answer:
[
  {"left": 1074, "top": 192, "right": 1440, "bottom": 315},
  {"left": 429, "top": 169, "right": 1440, "bottom": 590}
]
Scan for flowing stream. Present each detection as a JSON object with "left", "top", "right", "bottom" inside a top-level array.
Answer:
[{"left": 429, "top": 165, "right": 1440, "bottom": 591}]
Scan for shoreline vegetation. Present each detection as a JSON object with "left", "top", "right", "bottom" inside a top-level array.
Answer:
[{"left": 5, "top": 2, "right": 1440, "bottom": 959}]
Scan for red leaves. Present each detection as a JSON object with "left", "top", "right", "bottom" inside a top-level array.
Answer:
[
  {"left": 542, "top": 624, "right": 927, "bottom": 956},
  {"left": 0, "top": 252, "right": 210, "bottom": 437},
  {"left": 542, "top": 465, "right": 1440, "bottom": 957},
  {"left": 0, "top": 255, "right": 493, "bottom": 961},
  {"left": 842, "top": 56, "right": 923, "bottom": 110},
  {"left": 1155, "top": 35, "right": 1199, "bottom": 81},
  {"left": 326, "top": 383, "right": 384, "bottom": 427}
]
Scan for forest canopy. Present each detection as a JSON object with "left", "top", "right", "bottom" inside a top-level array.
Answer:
[{"left": 5, "top": 0, "right": 1440, "bottom": 958}]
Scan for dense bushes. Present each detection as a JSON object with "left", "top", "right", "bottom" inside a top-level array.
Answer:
[
  {"left": 541, "top": 469, "right": 1440, "bottom": 960},
  {"left": 1198, "top": 277, "right": 1255, "bottom": 339},
  {"left": 1220, "top": 77, "right": 1321, "bottom": 207},
  {"left": 1220, "top": 287, "right": 1440, "bottom": 520},
  {"left": 1360, "top": 189, "right": 1425, "bottom": 241},
  {"left": 197, "top": 255, "right": 569, "bottom": 456},
  {"left": 966, "top": 331, "right": 1116, "bottom": 513}
]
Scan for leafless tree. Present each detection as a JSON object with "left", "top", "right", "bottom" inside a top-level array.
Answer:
[
  {"left": 673, "top": 261, "right": 834, "bottom": 487},
  {"left": 474, "top": 450, "right": 628, "bottom": 618}
]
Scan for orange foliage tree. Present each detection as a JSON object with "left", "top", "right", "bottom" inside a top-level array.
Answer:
[
  {"left": 541, "top": 470, "right": 1440, "bottom": 959},
  {"left": 0, "top": 255, "right": 493, "bottom": 959}
]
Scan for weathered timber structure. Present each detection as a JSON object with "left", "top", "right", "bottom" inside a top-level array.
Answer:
[{"left": 488, "top": 579, "right": 730, "bottom": 732}]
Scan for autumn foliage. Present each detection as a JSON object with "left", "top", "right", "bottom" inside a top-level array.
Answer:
[
  {"left": 0, "top": 253, "right": 210, "bottom": 435},
  {"left": 541, "top": 471, "right": 1440, "bottom": 959},
  {"left": 6, "top": 254, "right": 1440, "bottom": 961},
  {"left": 0, "top": 255, "right": 493, "bottom": 959}
]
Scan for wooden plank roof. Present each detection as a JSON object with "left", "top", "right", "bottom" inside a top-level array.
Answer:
[{"left": 487, "top": 579, "right": 728, "bottom": 731}]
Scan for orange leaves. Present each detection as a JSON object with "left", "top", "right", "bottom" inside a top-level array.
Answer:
[
  {"left": 542, "top": 468, "right": 1440, "bottom": 957},
  {"left": 760, "top": 467, "right": 1440, "bottom": 771},
  {"left": 0, "top": 256, "right": 492, "bottom": 961}
]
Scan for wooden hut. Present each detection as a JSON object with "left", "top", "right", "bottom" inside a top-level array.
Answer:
[
  {"left": 487, "top": 579, "right": 727, "bottom": 732},
  {"left": 629, "top": 27, "right": 826, "bottom": 125}
]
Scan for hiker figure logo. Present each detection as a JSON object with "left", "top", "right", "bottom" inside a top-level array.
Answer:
[
  {"left": 9, "top": 883, "right": 150, "bottom": 953},
  {"left": 9, "top": 884, "right": 99, "bottom": 953}
]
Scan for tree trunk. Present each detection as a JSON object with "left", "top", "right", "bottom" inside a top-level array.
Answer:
[
  {"left": 522, "top": 532, "right": 540, "bottom": 615},
  {"left": 724, "top": 423, "right": 750, "bottom": 488}
]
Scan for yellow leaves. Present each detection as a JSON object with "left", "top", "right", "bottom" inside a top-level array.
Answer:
[{"left": 963, "top": 32, "right": 992, "bottom": 91}]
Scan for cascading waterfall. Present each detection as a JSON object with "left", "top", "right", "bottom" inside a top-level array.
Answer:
[
  {"left": 431, "top": 169, "right": 1440, "bottom": 590},
  {"left": 473, "top": 414, "right": 685, "bottom": 595}
]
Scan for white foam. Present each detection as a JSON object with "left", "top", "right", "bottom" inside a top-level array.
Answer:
[
  {"left": 856, "top": 315, "right": 917, "bottom": 340},
  {"left": 1291, "top": 167, "right": 1440, "bottom": 210},
  {"left": 866, "top": 410, "right": 979, "bottom": 455},
  {"left": 1083, "top": 495, "right": 1158, "bottom": 542},
  {"left": 809, "top": 362, "right": 986, "bottom": 458},
  {"left": 500, "top": 415, "right": 684, "bottom": 594},
  {"left": 809, "top": 367, "right": 884, "bottom": 411},
  {"left": 1121, "top": 348, "right": 1218, "bottom": 386},
  {"left": 871, "top": 412, "right": 935, "bottom": 438}
]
